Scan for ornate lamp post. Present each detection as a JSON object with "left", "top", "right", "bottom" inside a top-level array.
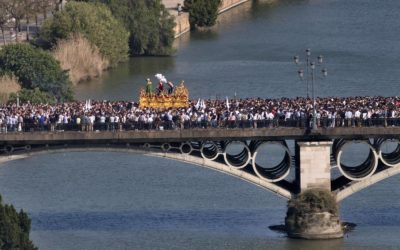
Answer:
[
  {"left": 294, "top": 49, "right": 328, "bottom": 130},
  {"left": 294, "top": 48, "right": 311, "bottom": 98}
]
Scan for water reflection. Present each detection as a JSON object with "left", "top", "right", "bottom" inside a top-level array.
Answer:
[
  {"left": 74, "top": 57, "right": 175, "bottom": 100},
  {"left": 340, "top": 142, "right": 371, "bottom": 167},
  {"left": 283, "top": 238, "right": 344, "bottom": 250},
  {"left": 75, "top": 0, "right": 400, "bottom": 101}
]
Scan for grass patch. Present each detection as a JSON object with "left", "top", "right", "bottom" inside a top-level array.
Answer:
[
  {"left": 53, "top": 34, "right": 109, "bottom": 85},
  {"left": 0, "top": 75, "right": 21, "bottom": 104}
]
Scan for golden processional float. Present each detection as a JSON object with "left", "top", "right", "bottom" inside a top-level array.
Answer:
[{"left": 139, "top": 74, "right": 189, "bottom": 109}]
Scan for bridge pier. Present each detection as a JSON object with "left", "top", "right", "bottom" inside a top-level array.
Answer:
[
  {"left": 286, "top": 141, "right": 343, "bottom": 239},
  {"left": 298, "top": 141, "right": 332, "bottom": 191}
]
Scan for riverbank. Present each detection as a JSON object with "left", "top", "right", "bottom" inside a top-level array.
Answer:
[{"left": 165, "top": 0, "right": 253, "bottom": 38}]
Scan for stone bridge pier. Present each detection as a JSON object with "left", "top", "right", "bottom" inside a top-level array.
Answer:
[{"left": 289, "top": 141, "right": 343, "bottom": 239}]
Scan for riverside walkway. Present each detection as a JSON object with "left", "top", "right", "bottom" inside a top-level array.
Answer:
[{"left": 163, "top": 0, "right": 184, "bottom": 14}]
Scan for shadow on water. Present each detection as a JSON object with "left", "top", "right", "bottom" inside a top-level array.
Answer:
[
  {"left": 74, "top": 56, "right": 175, "bottom": 100},
  {"left": 283, "top": 238, "right": 344, "bottom": 250},
  {"left": 269, "top": 222, "right": 356, "bottom": 250},
  {"left": 251, "top": 0, "right": 308, "bottom": 14},
  {"left": 32, "top": 209, "right": 278, "bottom": 235},
  {"left": 269, "top": 222, "right": 356, "bottom": 235},
  {"left": 190, "top": 29, "right": 220, "bottom": 41}
]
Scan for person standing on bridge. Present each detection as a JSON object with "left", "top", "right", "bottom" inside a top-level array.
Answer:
[{"left": 177, "top": 3, "right": 182, "bottom": 15}]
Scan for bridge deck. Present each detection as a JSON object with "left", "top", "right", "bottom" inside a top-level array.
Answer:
[{"left": 1, "top": 127, "right": 400, "bottom": 145}]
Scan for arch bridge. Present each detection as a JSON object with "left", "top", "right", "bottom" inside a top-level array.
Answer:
[{"left": 1, "top": 127, "right": 400, "bottom": 202}]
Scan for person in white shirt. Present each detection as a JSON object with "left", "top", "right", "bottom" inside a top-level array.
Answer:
[
  {"left": 345, "top": 110, "right": 353, "bottom": 127},
  {"left": 354, "top": 109, "right": 361, "bottom": 127}
]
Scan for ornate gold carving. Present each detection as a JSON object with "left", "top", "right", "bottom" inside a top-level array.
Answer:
[{"left": 139, "top": 81, "right": 189, "bottom": 109}]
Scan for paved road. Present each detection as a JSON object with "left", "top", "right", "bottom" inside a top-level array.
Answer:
[
  {"left": 0, "top": 16, "right": 49, "bottom": 46},
  {"left": 162, "top": 0, "right": 184, "bottom": 16},
  {"left": 1, "top": 0, "right": 182, "bottom": 47}
]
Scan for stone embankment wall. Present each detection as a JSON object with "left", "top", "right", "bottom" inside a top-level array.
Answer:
[
  {"left": 174, "top": 13, "right": 191, "bottom": 38},
  {"left": 219, "top": 0, "right": 249, "bottom": 13},
  {"left": 171, "top": 0, "right": 251, "bottom": 38}
]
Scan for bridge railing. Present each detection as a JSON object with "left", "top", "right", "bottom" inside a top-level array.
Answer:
[{"left": 0, "top": 117, "right": 395, "bottom": 133}]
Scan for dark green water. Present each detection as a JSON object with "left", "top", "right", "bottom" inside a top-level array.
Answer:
[
  {"left": 75, "top": 0, "right": 400, "bottom": 101},
  {"left": 1, "top": 0, "right": 400, "bottom": 249}
]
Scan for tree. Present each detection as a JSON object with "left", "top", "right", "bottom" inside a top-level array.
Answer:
[
  {"left": 95, "top": 0, "right": 176, "bottom": 56},
  {"left": 4, "top": 0, "right": 26, "bottom": 42},
  {"left": 9, "top": 87, "right": 57, "bottom": 104},
  {"left": 285, "top": 189, "right": 339, "bottom": 232},
  {"left": 37, "top": 1, "right": 129, "bottom": 66},
  {"left": 0, "top": 43, "right": 73, "bottom": 101},
  {"left": 38, "top": 0, "right": 54, "bottom": 20},
  {"left": 184, "top": 0, "right": 221, "bottom": 28},
  {"left": 0, "top": 195, "right": 37, "bottom": 250},
  {"left": 0, "top": 1, "right": 9, "bottom": 45},
  {"left": 23, "top": 0, "right": 39, "bottom": 41}
]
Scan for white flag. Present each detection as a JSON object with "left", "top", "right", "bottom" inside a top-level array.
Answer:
[{"left": 195, "top": 98, "right": 201, "bottom": 109}]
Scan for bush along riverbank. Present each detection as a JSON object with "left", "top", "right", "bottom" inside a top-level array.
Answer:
[
  {"left": 0, "top": 0, "right": 177, "bottom": 103},
  {"left": 0, "top": 43, "right": 73, "bottom": 104},
  {"left": 0, "top": 195, "right": 37, "bottom": 249},
  {"left": 0, "top": 0, "right": 237, "bottom": 103}
]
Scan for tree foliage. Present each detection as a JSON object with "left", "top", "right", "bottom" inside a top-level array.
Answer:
[
  {"left": 285, "top": 189, "right": 339, "bottom": 230},
  {"left": 0, "top": 1, "right": 9, "bottom": 45},
  {"left": 37, "top": 1, "right": 129, "bottom": 66},
  {"left": 287, "top": 189, "right": 338, "bottom": 216},
  {"left": 95, "top": 0, "right": 175, "bottom": 56},
  {"left": 9, "top": 87, "right": 57, "bottom": 104},
  {"left": 184, "top": 0, "right": 221, "bottom": 28},
  {"left": 0, "top": 0, "right": 57, "bottom": 44},
  {"left": 0, "top": 195, "right": 37, "bottom": 250},
  {"left": 2, "top": 0, "right": 26, "bottom": 42},
  {"left": 0, "top": 43, "right": 73, "bottom": 101}
]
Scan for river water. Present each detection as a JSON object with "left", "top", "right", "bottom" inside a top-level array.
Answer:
[{"left": 1, "top": 0, "right": 400, "bottom": 249}]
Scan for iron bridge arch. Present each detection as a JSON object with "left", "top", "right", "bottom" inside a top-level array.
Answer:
[
  {"left": 0, "top": 140, "right": 298, "bottom": 200},
  {"left": 2, "top": 131, "right": 400, "bottom": 201}
]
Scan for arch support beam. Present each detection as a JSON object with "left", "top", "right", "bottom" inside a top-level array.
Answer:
[
  {"left": 154, "top": 152, "right": 292, "bottom": 199},
  {"left": 0, "top": 147, "right": 293, "bottom": 200},
  {"left": 335, "top": 164, "right": 400, "bottom": 201},
  {"left": 298, "top": 141, "right": 333, "bottom": 192}
]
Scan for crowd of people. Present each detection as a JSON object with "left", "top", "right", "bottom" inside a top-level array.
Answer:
[{"left": 1, "top": 96, "right": 400, "bottom": 132}]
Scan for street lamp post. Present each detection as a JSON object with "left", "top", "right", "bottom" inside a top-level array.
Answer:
[
  {"left": 294, "top": 49, "right": 328, "bottom": 130},
  {"left": 310, "top": 62, "right": 317, "bottom": 130},
  {"left": 294, "top": 49, "right": 311, "bottom": 98}
]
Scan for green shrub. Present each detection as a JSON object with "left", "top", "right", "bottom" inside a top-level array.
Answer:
[
  {"left": 184, "top": 0, "right": 222, "bottom": 28},
  {"left": 9, "top": 88, "right": 57, "bottom": 104},
  {"left": 0, "top": 44, "right": 73, "bottom": 102},
  {"left": 37, "top": 1, "right": 129, "bottom": 66},
  {"left": 0, "top": 195, "right": 37, "bottom": 250},
  {"left": 285, "top": 189, "right": 339, "bottom": 230},
  {"left": 96, "top": 0, "right": 175, "bottom": 56}
]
